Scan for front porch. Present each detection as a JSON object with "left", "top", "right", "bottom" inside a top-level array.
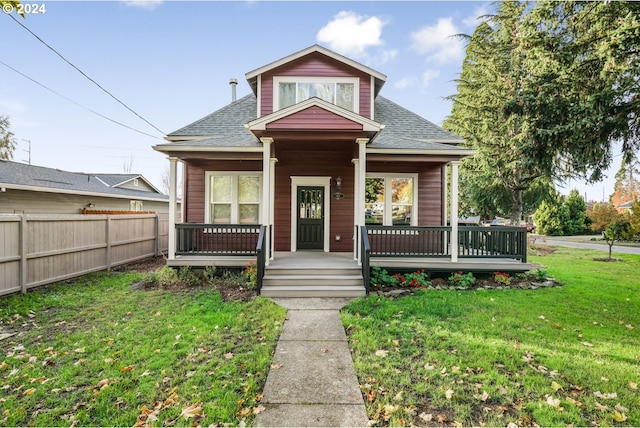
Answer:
[{"left": 167, "top": 223, "right": 533, "bottom": 295}]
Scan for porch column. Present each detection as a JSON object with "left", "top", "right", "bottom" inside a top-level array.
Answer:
[
  {"left": 352, "top": 158, "right": 360, "bottom": 261},
  {"left": 269, "top": 157, "right": 278, "bottom": 260},
  {"left": 168, "top": 156, "right": 178, "bottom": 260},
  {"left": 450, "top": 161, "right": 460, "bottom": 262},
  {"left": 356, "top": 138, "right": 369, "bottom": 264},
  {"left": 260, "top": 137, "right": 273, "bottom": 265}
]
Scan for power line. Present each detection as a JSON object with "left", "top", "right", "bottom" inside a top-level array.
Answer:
[
  {"left": 0, "top": 60, "right": 161, "bottom": 139},
  {"left": 7, "top": 13, "right": 166, "bottom": 136}
]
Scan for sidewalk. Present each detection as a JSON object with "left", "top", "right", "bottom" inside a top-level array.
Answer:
[{"left": 254, "top": 298, "right": 369, "bottom": 427}]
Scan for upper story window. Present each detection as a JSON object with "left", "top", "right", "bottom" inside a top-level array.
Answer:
[{"left": 273, "top": 76, "right": 359, "bottom": 113}]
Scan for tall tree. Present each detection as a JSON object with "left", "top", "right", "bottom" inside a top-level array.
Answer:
[
  {"left": 444, "top": 1, "right": 550, "bottom": 223},
  {"left": 611, "top": 157, "right": 640, "bottom": 207},
  {"left": 511, "top": 1, "right": 640, "bottom": 183},
  {"left": 0, "top": 115, "right": 17, "bottom": 160}
]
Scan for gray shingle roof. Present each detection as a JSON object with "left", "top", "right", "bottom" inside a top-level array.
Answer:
[
  {"left": 0, "top": 160, "right": 169, "bottom": 200},
  {"left": 165, "top": 94, "right": 465, "bottom": 151}
]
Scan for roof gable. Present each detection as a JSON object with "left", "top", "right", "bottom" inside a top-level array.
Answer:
[{"left": 245, "top": 45, "right": 386, "bottom": 97}]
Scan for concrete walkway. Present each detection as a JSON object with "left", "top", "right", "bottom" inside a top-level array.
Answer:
[{"left": 255, "top": 298, "right": 369, "bottom": 427}]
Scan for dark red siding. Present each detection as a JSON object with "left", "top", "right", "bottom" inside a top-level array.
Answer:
[
  {"left": 267, "top": 106, "right": 363, "bottom": 130},
  {"left": 184, "top": 161, "right": 262, "bottom": 223},
  {"left": 260, "top": 52, "right": 372, "bottom": 118}
]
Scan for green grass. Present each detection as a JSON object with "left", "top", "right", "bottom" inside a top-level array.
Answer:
[
  {"left": 342, "top": 247, "right": 640, "bottom": 426},
  {"left": 0, "top": 271, "right": 286, "bottom": 427}
]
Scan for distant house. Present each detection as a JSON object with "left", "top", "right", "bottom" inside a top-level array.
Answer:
[
  {"left": 616, "top": 199, "right": 637, "bottom": 213},
  {"left": 0, "top": 160, "right": 177, "bottom": 215}
]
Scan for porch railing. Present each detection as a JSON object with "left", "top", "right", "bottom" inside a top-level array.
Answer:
[
  {"left": 256, "top": 225, "right": 267, "bottom": 295},
  {"left": 365, "top": 225, "right": 527, "bottom": 262},
  {"left": 175, "top": 224, "right": 261, "bottom": 256},
  {"left": 360, "top": 225, "right": 371, "bottom": 295}
]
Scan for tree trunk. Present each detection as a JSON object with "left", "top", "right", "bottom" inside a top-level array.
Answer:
[{"left": 510, "top": 188, "right": 523, "bottom": 226}]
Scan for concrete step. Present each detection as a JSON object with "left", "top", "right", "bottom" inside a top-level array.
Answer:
[
  {"left": 260, "top": 285, "right": 366, "bottom": 298},
  {"left": 263, "top": 274, "right": 364, "bottom": 287}
]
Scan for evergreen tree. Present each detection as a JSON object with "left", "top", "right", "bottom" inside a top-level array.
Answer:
[
  {"left": 444, "top": 1, "right": 549, "bottom": 224},
  {"left": 0, "top": 115, "right": 17, "bottom": 160}
]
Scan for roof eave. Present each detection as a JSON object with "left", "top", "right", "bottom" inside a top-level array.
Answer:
[{"left": 0, "top": 183, "right": 171, "bottom": 202}]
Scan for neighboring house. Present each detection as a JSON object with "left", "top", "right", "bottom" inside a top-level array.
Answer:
[
  {"left": 154, "top": 45, "right": 530, "bottom": 296},
  {"left": 0, "top": 160, "right": 176, "bottom": 215},
  {"left": 616, "top": 199, "right": 637, "bottom": 213}
]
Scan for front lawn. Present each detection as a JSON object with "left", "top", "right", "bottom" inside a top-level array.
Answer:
[
  {"left": 0, "top": 270, "right": 286, "bottom": 427},
  {"left": 342, "top": 246, "right": 640, "bottom": 426}
]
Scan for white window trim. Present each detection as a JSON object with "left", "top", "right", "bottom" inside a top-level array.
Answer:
[
  {"left": 205, "top": 172, "right": 262, "bottom": 224},
  {"left": 273, "top": 76, "right": 360, "bottom": 114},
  {"left": 365, "top": 173, "right": 418, "bottom": 226}
]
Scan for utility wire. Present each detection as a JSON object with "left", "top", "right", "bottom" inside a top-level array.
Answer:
[
  {"left": 8, "top": 13, "right": 166, "bottom": 136},
  {"left": 0, "top": 60, "right": 161, "bottom": 139}
]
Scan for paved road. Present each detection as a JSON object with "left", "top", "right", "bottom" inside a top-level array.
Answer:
[{"left": 543, "top": 237, "right": 640, "bottom": 255}]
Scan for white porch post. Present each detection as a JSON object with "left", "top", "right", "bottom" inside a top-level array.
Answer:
[
  {"left": 269, "top": 158, "right": 277, "bottom": 260},
  {"left": 168, "top": 156, "right": 178, "bottom": 260},
  {"left": 450, "top": 161, "right": 460, "bottom": 262},
  {"left": 443, "top": 164, "right": 449, "bottom": 254},
  {"left": 356, "top": 138, "right": 369, "bottom": 264},
  {"left": 352, "top": 158, "right": 360, "bottom": 261},
  {"left": 260, "top": 138, "right": 273, "bottom": 265}
]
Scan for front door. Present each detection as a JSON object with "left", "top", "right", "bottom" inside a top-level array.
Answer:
[{"left": 297, "top": 186, "right": 324, "bottom": 250}]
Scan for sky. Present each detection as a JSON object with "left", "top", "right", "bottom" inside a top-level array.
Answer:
[{"left": 1, "top": 0, "right": 620, "bottom": 202}]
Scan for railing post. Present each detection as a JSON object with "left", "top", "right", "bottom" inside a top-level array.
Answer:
[{"left": 360, "top": 226, "right": 370, "bottom": 295}]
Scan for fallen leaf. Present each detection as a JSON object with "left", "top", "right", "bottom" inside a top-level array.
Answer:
[
  {"left": 424, "top": 363, "right": 435, "bottom": 370},
  {"left": 181, "top": 402, "right": 202, "bottom": 420},
  {"left": 538, "top": 315, "right": 546, "bottom": 320},
  {"left": 391, "top": 339, "right": 400, "bottom": 347},
  {"left": 366, "top": 389, "right": 376, "bottom": 402},
  {"left": 594, "top": 391, "right": 617, "bottom": 400},
  {"left": 565, "top": 397, "right": 584, "bottom": 408},
  {"left": 320, "top": 348, "right": 329, "bottom": 353},
  {"left": 23, "top": 388, "right": 37, "bottom": 396},
  {"left": 594, "top": 402, "right": 608, "bottom": 411},
  {"left": 615, "top": 404, "right": 629, "bottom": 412},
  {"left": 625, "top": 324, "right": 633, "bottom": 330},
  {"left": 30, "top": 376, "right": 47, "bottom": 384},
  {"left": 445, "top": 389, "right": 454, "bottom": 400},
  {"left": 419, "top": 412, "right": 433, "bottom": 422},
  {"left": 393, "top": 391, "right": 403, "bottom": 401},
  {"left": 120, "top": 365, "right": 135, "bottom": 372},
  {"left": 375, "top": 349, "right": 389, "bottom": 358},
  {"left": 96, "top": 379, "right": 109, "bottom": 388},
  {"left": 551, "top": 381, "right": 563, "bottom": 391},
  {"left": 0, "top": 361, "right": 9, "bottom": 370},
  {"left": 104, "top": 358, "right": 114, "bottom": 364},
  {"left": 74, "top": 347, "right": 86, "bottom": 353},
  {"left": 270, "top": 364, "right": 282, "bottom": 369},
  {"left": 629, "top": 382, "right": 638, "bottom": 390},
  {"left": 236, "top": 407, "right": 251, "bottom": 418},
  {"left": 612, "top": 410, "right": 627, "bottom": 422},
  {"left": 546, "top": 396, "right": 561, "bottom": 409},
  {"left": 480, "top": 391, "right": 489, "bottom": 402},
  {"left": 223, "top": 352, "right": 234, "bottom": 359},
  {"left": 253, "top": 405, "right": 266, "bottom": 415},
  {"left": 581, "top": 341, "right": 594, "bottom": 347}
]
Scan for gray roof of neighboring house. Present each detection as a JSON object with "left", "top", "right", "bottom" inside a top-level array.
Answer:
[
  {"left": 0, "top": 160, "right": 169, "bottom": 201},
  {"left": 164, "top": 94, "right": 465, "bottom": 152}
]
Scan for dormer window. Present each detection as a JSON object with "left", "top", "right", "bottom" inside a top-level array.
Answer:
[{"left": 274, "top": 76, "right": 359, "bottom": 113}]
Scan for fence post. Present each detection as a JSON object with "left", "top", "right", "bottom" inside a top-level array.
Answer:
[
  {"left": 106, "top": 216, "right": 112, "bottom": 270},
  {"left": 154, "top": 213, "right": 160, "bottom": 257},
  {"left": 20, "top": 215, "right": 27, "bottom": 294}
]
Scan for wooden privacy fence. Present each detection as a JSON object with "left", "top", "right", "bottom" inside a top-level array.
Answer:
[{"left": 0, "top": 213, "right": 170, "bottom": 296}]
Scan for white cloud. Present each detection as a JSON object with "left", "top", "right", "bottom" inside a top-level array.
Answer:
[
  {"left": 462, "top": 5, "right": 490, "bottom": 28},
  {"left": 421, "top": 69, "right": 441, "bottom": 87},
  {"left": 317, "top": 11, "right": 387, "bottom": 58},
  {"left": 394, "top": 76, "right": 416, "bottom": 89},
  {"left": 410, "top": 17, "right": 464, "bottom": 64},
  {"left": 119, "top": 0, "right": 162, "bottom": 10}
]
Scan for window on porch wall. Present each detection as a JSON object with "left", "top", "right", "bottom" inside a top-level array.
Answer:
[
  {"left": 364, "top": 176, "right": 415, "bottom": 226},
  {"left": 208, "top": 174, "right": 261, "bottom": 224}
]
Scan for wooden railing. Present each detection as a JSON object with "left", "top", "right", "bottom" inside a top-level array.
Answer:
[
  {"left": 256, "top": 225, "right": 266, "bottom": 295},
  {"left": 175, "top": 224, "right": 261, "bottom": 256},
  {"left": 360, "top": 225, "right": 371, "bottom": 295},
  {"left": 364, "top": 225, "right": 527, "bottom": 262}
]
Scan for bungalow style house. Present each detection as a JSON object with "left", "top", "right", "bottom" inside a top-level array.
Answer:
[{"left": 154, "top": 45, "right": 530, "bottom": 296}]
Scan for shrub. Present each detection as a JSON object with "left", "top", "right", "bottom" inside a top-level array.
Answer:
[
  {"left": 178, "top": 266, "right": 201, "bottom": 287},
  {"left": 395, "top": 269, "right": 430, "bottom": 288},
  {"left": 448, "top": 271, "right": 476, "bottom": 288},
  {"left": 244, "top": 262, "right": 257, "bottom": 290},
  {"left": 493, "top": 271, "right": 511, "bottom": 286},
  {"left": 139, "top": 266, "right": 179, "bottom": 288},
  {"left": 370, "top": 266, "right": 397, "bottom": 288},
  {"left": 203, "top": 266, "right": 217, "bottom": 282}
]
